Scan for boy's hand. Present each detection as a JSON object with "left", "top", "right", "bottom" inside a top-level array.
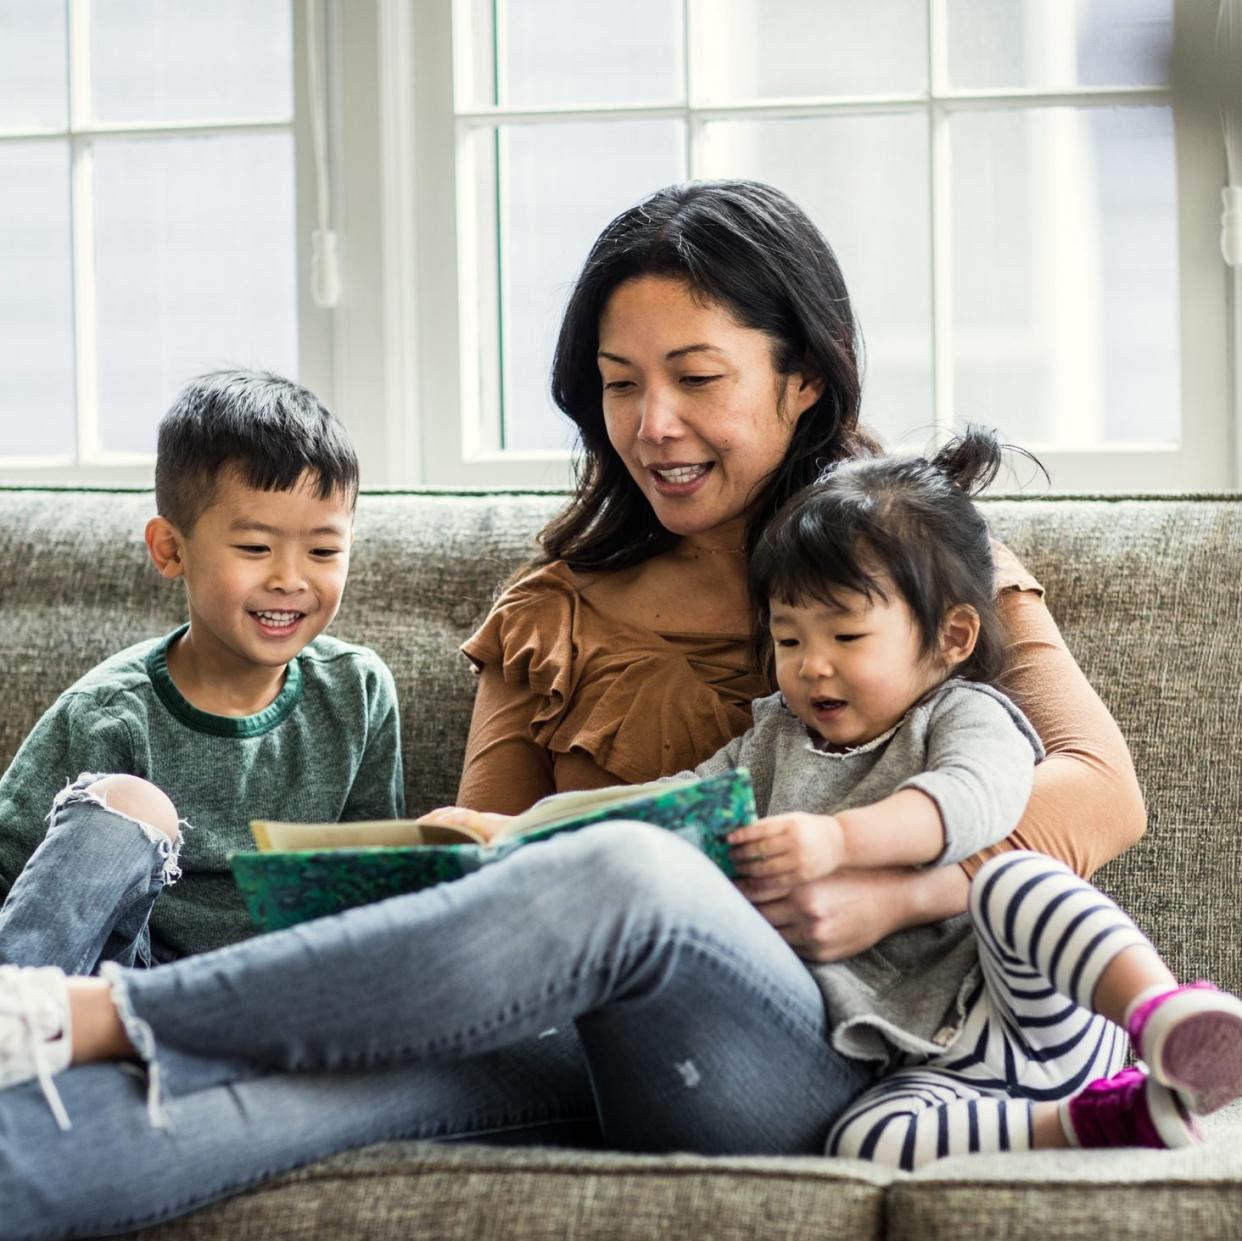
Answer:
[
  {"left": 727, "top": 813, "right": 847, "bottom": 884},
  {"left": 416, "top": 806, "right": 513, "bottom": 842}
]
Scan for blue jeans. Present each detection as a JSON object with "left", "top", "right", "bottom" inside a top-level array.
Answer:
[
  {"left": 0, "top": 775, "right": 181, "bottom": 972},
  {"left": 0, "top": 822, "right": 875, "bottom": 1239}
]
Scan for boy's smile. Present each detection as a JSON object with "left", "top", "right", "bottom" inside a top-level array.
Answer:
[
  {"left": 769, "top": 588, "right": 948, "bottom": 749},
  {"left": 147, "top": 468, "right": 354, "bottom": 716}
]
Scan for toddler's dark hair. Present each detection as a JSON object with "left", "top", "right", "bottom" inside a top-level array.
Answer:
[
  {"left": 154, "top": 370, "right": 358, "bottom": 532},
  {"left": 749, "top": 426, "right": 1043, "bottom": 683}
]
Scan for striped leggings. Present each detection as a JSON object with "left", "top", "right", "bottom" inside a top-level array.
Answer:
[{"left": 827, "top": 850, "right": 1152, "bottom": 1170}]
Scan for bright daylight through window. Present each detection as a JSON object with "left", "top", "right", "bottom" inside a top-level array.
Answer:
[{"left": 0, "top": 0, "right": 1237, "bottom": 492}]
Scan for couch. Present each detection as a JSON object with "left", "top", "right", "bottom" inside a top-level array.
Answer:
[{"left": 2, "top": 486, "right": 1241, "bottom": 1239}]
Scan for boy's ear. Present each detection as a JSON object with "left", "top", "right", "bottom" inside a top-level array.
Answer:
[
  {"left": 145, "top": 516, "right": 187, "bottom": 580},
  {"left": 938, "top": 604, "right": 980, "bottom": 669}
]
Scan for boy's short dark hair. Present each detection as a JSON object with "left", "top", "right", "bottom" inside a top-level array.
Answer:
[{"left": 154, "top": 370, "right": 359, "bottom": 532}]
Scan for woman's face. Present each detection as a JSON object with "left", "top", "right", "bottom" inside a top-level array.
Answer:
[{"left": 597, "top": 275, "right": 822, "bottom": 547}]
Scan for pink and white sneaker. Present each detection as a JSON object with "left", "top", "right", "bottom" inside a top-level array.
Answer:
[
  {"left": 1062, "top": 1065, "right": 1200, "bottom": 1150},
  {"left": 1128, "top": 982, "right": 1242, "bottom": 1115}
]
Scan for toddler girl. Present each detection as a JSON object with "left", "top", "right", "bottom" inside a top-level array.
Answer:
[{"left": 701, "top": 427, "right": 1242, "bottom": 1168}]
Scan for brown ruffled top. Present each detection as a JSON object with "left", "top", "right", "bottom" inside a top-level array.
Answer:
[{"left": 461, "top": 561, "right": 763, "bottom": 786}]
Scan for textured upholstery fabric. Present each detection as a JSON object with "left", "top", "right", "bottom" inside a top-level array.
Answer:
[
  {"left": 126, "top": 1144, "right": 892, "bottom": 1240},
  {"left": 1, "top": 488, "right": 1240, "bottom": 1239},
  {"left": 888, "top": 1103, "right": 1242, "bottom": 1241}
]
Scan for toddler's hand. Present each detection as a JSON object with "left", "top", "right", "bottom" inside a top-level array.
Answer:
[{"left": 727, "top": 813, "right": 846, "bottom": 884}]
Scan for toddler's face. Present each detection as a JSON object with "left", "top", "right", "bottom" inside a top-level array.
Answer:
[
  {"left": 170, "top": 468, "right": 353, "bottom": 674},
  {"left": 769, "top": 586, "right": 947, "bottom": 749}
]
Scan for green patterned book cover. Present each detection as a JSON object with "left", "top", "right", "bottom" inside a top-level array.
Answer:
[{"left": 231, "top": 768, "right": 756, "bottom": 933}]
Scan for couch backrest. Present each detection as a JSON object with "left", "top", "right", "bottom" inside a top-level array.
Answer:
[{"left": 1, "top": 488, "right": 1239, "bottom": 985}]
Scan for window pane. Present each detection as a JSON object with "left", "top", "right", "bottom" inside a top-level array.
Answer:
[
  {"left": 947, "top": 0, "right": 1172, "bottom": 91},
  {"left": 0, "top": 0, "right": 67, "bottom": 129},
  {"left": 91, "top": 0, "right": 292, "bottom": 123},
  {"left": 496, "top": 121, "right": 684, "bottom": 452},
  {"left": 692, "top": 0, "right": 926, "bottom": 102},
  {"left": 952, "top": 106, "right": 1178, "bottom": 447},
  {"left": 0, "top": 143, "right": 75, "bottom": 456},
  {"left": 698, "top": 115, "right": 932, "bottom": 448},
  {"left": 92, "top": 133, "right": 297, "bottom": 455},
  {"left": 467, "top": 0, "right": 683, "bottom": 109}
]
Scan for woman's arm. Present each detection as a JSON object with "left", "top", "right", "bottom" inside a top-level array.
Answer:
[
  {"left": 456, "top": 662, "right": 557, "bottom": 812},
  {"left": 964, "top": 587, "right": 1146, "bottom": 877},
  {"left": 456, "top": 662, "right": 620, "bottom": 812},
  {"left": 743, "top": 587, "right": 1146, "bottom": 960}
]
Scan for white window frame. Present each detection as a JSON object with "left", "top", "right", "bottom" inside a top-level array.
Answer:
[
  {"left": 348, "top": 0, "right": 1237, "bottom": 492},
  {"left": 2, "top": 1, "right": 1236, "bottom": 493},
  {"left": 0, "top": 0, "right": 331, "bottom": 487}
]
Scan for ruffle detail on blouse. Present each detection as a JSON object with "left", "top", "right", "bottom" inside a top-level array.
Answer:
[
  {"left": 992, "top": 540, "right": 1043, "bottom": 595},
  {"left": 461, "top": 563, "right": 762, "bottom": 785}
]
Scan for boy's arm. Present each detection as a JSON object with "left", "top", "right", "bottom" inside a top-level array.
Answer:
[
  {"left": 0, "top": 696, "right": 133, "bottom": 901},
  {"left": 338, "top": 658, "right": 406, "bottom": 822}
]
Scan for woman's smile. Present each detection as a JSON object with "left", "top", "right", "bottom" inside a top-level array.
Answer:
[{"left": 597, "top": 275, "right": 822, "bottom": 545}]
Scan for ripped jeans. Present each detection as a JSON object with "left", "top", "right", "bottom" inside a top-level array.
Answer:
[
  {"left": 0, "top": 773, "right": 182, "bottom": 973},
  {"left": 0, "top": 822, "right": 875, "bottom": 1240}
]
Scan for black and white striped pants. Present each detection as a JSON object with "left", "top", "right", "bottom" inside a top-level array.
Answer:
[{"left": 828, "top": 851, "right": 1151, "bottom": 1169}]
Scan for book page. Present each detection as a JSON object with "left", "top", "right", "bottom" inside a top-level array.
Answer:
[
  {"left": 250, "top": 818, "right": 486, "bottom": 852},
  {"left": 490, "top": 774, "right": 697, "bottom": 843}
]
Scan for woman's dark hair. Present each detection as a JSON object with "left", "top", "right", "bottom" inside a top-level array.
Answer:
[
  {"left": 537, "top": 179, "right": 876, "bottom": 572},
  {"left": 154, "top": 369, "right": 358, "bottom": 532},
  {"left": 748, "top": 426, "right": 1044, "bottom": 683}
]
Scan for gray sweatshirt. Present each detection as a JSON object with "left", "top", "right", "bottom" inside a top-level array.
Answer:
[{"left": 695, "top": 679, "right": 1044, "bottom": 1065}]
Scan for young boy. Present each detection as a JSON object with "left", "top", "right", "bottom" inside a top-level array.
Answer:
[{"left": 0, "top": 370, "right": 404, "bottom": 973}]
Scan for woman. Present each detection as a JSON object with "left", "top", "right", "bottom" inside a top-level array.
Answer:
[
  {"left": 458, "top": 179, "right": 1143, "bottom": 960},
  {"left": 0, "top": 181, "right": 1143, "bottom": 1238}
]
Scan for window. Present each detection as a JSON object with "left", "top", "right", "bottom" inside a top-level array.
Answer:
[
  {"left": 2, "top": 1, "right": 1237, "bottom": 493},
  {"left": 396, "top": 0, "right": 1236, "bottom": 491},
  {"left": 0, "top": 0, "right": 306, "bottom": 484}
]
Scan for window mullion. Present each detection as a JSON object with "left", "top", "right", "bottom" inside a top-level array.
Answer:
[
  {"left": 682, "top": 0, "right": 695, "bottom": 178},
  {"left": 928, "top": 0, "right": 953, "bottom": 444},
  {"left": 67, "top": 0, "right": 101, "bottom": 466},
  {"left": 69, "top": 135, "right": 100, "bottom": 464}
]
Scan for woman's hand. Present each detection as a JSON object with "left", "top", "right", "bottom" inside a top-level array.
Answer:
[
  {"left": 738, "top": 864, "right": 970, "bottom": 962},
  {"left": 727, "top": 813, "right": 846, "bottom": 884},
  {"left": 416, "top": 806, "right": 514, "bottom": 842}
]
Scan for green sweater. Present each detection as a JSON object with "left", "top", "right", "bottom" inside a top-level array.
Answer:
[{"left": 0, "top": 626, "right": 405, "bottom": 959}]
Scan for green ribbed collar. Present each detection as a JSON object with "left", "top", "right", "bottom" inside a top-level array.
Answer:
[{"left": 146, "top": 625, "right": 304, "bottom": 738}]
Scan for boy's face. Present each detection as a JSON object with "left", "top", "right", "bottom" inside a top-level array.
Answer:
[
  {"left": 150, "top": 468, "right": 354, "bottom": 674},
  {"left": 769, "top": 587, "right": 947, "bottom": 749}
]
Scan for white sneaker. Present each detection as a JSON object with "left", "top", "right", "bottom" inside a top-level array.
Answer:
[{"left": 0, "top": 964, "right": 73, "bottom": 1129}]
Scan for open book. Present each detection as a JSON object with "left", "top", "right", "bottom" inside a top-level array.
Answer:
[{"left": 231, "top": 767, "right": 756, "bottom": 933}]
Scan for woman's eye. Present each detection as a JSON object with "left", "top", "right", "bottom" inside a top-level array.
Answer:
[
  {"left": 602, "top": 379, "right": 633, "bottom": 393},
  {"left": 681, "top": 374, "right": 720, "bottom": 387}
]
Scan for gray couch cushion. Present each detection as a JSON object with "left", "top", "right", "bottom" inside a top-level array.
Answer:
[
  {"left": 886, "top": 1104, "right": 1242, "bottom": 1240},
  {"left": 125, "top": 1143, "right": 892, "bottom": 1239}
]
